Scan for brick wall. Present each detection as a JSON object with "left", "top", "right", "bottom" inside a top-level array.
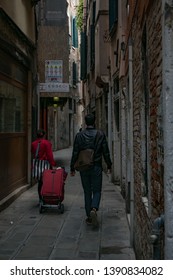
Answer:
[
  {"left": 132, "top": 0, "right": 164, "bottom": 259},
  {"left": 147, "top": 1, "right": 164, "bottom": 218},
  {"left": 38, "top": 25, "right": 69, "bottom": 83}
]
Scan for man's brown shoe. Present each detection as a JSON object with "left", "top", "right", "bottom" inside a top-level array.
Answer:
[{"left": 90, "top": 208, "right": 99, "bottom": 227}]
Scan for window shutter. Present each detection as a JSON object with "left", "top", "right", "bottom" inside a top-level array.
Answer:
[
  {"left": 109, "top": 0, "right": 118, "bottom": 34},
  {"left": 80, "top": 31, "right": 87, "bottom": 80},
  {"left": 72, "top": 17, "right": 78, "bottom": 48},
  {"left": 90, "top": 24, "right": 95, "bottom": 69}
]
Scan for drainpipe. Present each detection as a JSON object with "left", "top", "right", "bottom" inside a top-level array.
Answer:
[
  {"left": 129, "top": 38, "right": 134, "bottom": 246},
  {"left": 162, "top": 0, "right": 173, "bottom": 259},
  {"left": 150, "top": 215, "right": 164, "bottom": 260}
]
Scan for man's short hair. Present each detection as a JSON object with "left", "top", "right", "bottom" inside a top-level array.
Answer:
[{"left": 85, "top": 113, "right": 95, "bottom": 126}]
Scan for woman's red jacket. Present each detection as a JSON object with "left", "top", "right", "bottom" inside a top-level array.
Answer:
[{"left": 31, "top": 138, "right": 56, "bottom": 166}]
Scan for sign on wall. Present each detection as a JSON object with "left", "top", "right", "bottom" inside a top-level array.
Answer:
[
  {"left": 39, "top": 82, "right": 69, "bottom": 93},
  {"left": 45, "top": 60, "right": 63, "bottom": 83}
]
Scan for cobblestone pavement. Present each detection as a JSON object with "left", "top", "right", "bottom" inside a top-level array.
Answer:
[{"left": 0, "top": 147, "right": 135, "bottom": 260}]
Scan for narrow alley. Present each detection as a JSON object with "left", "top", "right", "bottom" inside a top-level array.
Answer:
[
  {"left": 0, "top": 147, "right": 135, "bottom": 260},
  {"left": 2, "top": 0, "right": 173, "bottom": 260}
]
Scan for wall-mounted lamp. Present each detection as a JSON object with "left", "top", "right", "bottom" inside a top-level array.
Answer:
[
  {"left": 53, "top": 97, "right": 59, "bottom": 102},
  {"left": 53, "top": 96, "right": 59, "bottom": 108}
]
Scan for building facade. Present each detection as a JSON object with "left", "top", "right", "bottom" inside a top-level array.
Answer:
[
  {"left": 36, "top": 0, "right": 81, "bottom": 150},
  {"left": 127, "top": 0, "right": 164, "bottom": 259},
  {"left": 0, "top": 0, "right": 37, "bottom": 203},
  {"left": 80, "top": 0, "right": 110, "bottom": 172},
  {"left": 36, "top": 0, "right": 70, "bottom": 150},
  {"left": 67, "top": 0, "right": 83, "bottom": 141},
  {"left": 81, "top": 0, "right": 173, "bottom": 259}
]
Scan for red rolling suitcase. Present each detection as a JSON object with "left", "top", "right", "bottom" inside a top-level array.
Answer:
[{"left": 39, "top": 167, "right": 67, "bottom": 213}]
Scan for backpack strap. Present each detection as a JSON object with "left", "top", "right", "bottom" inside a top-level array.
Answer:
[
  {"left": 93, "top": 131, "right": 100, "bottom": 150},
  {"left": 35, "top": 141, "right": 41, "bottom": 159}
]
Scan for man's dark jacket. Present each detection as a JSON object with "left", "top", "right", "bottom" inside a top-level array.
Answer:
[{"left": 70, "top": 126, "right": 112, "bottom": 172}]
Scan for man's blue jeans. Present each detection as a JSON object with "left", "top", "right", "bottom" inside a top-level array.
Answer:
[{"left": 80, "top": 165, "right": 102, "bottom": 217}]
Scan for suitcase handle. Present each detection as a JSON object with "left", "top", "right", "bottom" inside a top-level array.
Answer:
[{"left": 51, "top": 167, "right": 62, "bottom": 173}]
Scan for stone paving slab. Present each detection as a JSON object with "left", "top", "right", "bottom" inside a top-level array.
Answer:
[{"left": 0, "top": 147, "right": 135, "bottom": 260}]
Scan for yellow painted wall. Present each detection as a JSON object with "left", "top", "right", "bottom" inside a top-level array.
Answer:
[{"left": 0, "top": 0, "right": 35, "bottom": 42}]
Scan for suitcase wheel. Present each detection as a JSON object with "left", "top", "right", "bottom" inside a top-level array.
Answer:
[
  {"left": 39, "top": 205, "right": 43, "bottom": 214},
  {"left": 39, "top": 201, "right": 44, "bottom": 214},
  {"left": 58, "top": 203, "right": 64, "bottom": 214}
]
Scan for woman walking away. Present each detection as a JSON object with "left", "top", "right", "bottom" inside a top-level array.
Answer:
[{"left": 31, "top": 129, "right": 56, "bottom": 200}]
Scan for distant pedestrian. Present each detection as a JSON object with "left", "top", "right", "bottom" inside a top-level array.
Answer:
[
  {"left": 70, "top": 113, "right": 112, "bottom": 227},
  {"left": 31, "top": 129, "right": 56, "bottom": 200}
]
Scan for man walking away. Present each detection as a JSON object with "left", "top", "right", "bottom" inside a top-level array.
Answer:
[{"left": 70, "top": 113, "right": 112, "bottom": 227}]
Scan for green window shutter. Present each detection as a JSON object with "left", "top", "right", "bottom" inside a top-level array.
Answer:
[
  {"left": 72, "top": 17, "right": 78, "bottom": 48},
  {"left": 109, "top": 0, "right": 118, "bottom": 34},
  {"left": 80, "top": 31, "right": 87, "bottom": 80}
]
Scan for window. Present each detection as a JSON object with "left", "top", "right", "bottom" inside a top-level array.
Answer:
[
  {"left": 72, "top": 62, "right": 77, "bottom": 86},
  {"left": 0, "top": 80, "right": 25, "bottom": 133},
  {"left": 69, "top": 98, "right": 72, "bottom": 110},
  {"left": 90, "top": 24, "right": 95, "bottom": 69},
  {"left": 72, "top": 17, "right": 78, "bottom": 48},
  {"left": 90, "top": 1, "right": 96, "bottom": 69},
  {"left": 114, "top": 99, "right": 120, "bottom": 133},
  {"left": 80, "top": 31, "right": 87, "bottom": 80},
  {"left": 109, "top": 0, "right": 118, "bottom": 35},
  {"left": 113, "top": 78, "right": 120, "bottom": 133}
]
